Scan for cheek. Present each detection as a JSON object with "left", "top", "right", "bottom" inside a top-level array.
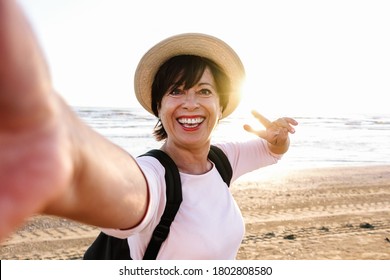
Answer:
[
  {"left": 158, "top": 97, "right": 170, "bottom": 117},
  {"left": 212, "top": 100, "right": 223, "bottom": 118},
  {"left": 158, "top": 99, "right": 176, "bottom": 126}
]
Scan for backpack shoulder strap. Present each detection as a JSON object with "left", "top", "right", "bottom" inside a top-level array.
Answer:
[
  {"left": 83, "top": 149, "right": 182, "bottom": 260},
  {"left": 208, "top": 145, "right": 233, "bottom": 186},
  {"left": 139, "top": 149, "right": 183, "bottom": 260}
]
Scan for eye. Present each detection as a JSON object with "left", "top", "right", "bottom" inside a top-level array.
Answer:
[
  {"left": 168, "top": 88, "right": 184, "bottom": 96},
  {"left": 197, "top": 88, "right": 213, "bottom": 96}
]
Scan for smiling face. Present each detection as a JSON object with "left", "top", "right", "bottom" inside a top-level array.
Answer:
[
  {"left": 151, "top": 55, "right": 231, "bottom": 142},
  {"left": 158, "top": 67, "right": 222, "bottom": 148}
]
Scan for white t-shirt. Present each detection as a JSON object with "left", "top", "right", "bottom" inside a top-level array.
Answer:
[{"left": 103, "top": 139, "right": 281, "bottom": 259}]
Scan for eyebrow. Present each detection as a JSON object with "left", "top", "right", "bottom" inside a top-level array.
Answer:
[{"left": 198, "top": 82, "right": 216, "bottom": 90}]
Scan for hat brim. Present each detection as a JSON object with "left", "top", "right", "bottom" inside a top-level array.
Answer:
[{"left": 134, "top": 33, "right": 245, "bottom": 118}]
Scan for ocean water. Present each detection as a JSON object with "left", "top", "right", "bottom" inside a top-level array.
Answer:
[{"left": 74, "top": 106, "right": 390, "bottom": 176}]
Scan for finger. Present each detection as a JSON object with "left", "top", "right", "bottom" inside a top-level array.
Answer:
[
  {"left": 251, "top": 110, "right": 272, "bottom": 128},
  {"left": 280, "top": 117, "right": 299, "bottom": 131},
  {"left": 273, "top": 118, "right": 297, "bottom": 134},
  {"left": 243, "top": 124, "right": 267, "bottom": 139},
  {"left": 285, "top": 117, "right": 298, "bottom": 133},
  {"left": 285, "top": 117, "right": 299, "bottom": 126}
]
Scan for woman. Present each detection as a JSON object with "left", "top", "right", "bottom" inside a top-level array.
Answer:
[{"left": 0, "top": 0, "right": 297, "bottom": 259}]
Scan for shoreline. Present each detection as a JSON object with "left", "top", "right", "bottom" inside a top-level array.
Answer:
[{"left": 1, "top": 165, "right": 389, "bottom": 260}]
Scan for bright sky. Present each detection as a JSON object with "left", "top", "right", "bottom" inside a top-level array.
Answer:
[{"left": 18, "top": 0, "right": 390, "bottom": 117}]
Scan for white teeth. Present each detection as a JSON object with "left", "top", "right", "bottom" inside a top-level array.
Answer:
[{"left": 178, "top": 117, "right": 204, "bottom": 124}]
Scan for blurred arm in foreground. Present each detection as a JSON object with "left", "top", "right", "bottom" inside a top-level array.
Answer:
[{"left": 0, "top": 0, "right": 148, "bottom": 242}]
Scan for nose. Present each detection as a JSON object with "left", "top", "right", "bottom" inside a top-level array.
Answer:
[{"left": 182, "top": 90, "right": 199, "bottom": 110}]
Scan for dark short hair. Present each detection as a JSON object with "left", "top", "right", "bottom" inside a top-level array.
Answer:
[{"left": 151, "top": 55, "right": 231, "bottom": 141}]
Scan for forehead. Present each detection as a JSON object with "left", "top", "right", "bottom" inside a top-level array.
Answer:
[{"left": 197, "top": 68, "right": 216, "bottom": 84}]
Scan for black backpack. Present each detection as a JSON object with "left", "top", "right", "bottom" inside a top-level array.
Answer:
[{"left": 83, "top": 145, "right": 232, "bottom": 260}]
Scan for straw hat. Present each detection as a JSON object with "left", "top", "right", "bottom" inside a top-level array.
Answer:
[{"left": 134, "top": 33, "right": 245, "bottom": 118}]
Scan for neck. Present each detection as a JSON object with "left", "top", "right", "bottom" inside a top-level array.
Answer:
[{"left": 160, "top": 142, "right": 212, "bottom": 175}]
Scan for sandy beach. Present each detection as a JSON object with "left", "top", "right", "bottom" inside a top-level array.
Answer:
[{"left": 1, "top": 165, "right": 389, "bottom": 260}]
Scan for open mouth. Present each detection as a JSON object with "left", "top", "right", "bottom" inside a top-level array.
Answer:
[{"left": 177, "top": 117, "right": 205, "bottom": 129}]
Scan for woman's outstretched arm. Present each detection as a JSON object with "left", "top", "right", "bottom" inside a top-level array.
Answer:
[{"left": 0, "top": 0, "right": 148, "bottom": 242}]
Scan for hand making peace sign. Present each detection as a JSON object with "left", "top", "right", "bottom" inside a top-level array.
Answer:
[{"left": 244, "top": 110, "right": 298, "bottom": 154}]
